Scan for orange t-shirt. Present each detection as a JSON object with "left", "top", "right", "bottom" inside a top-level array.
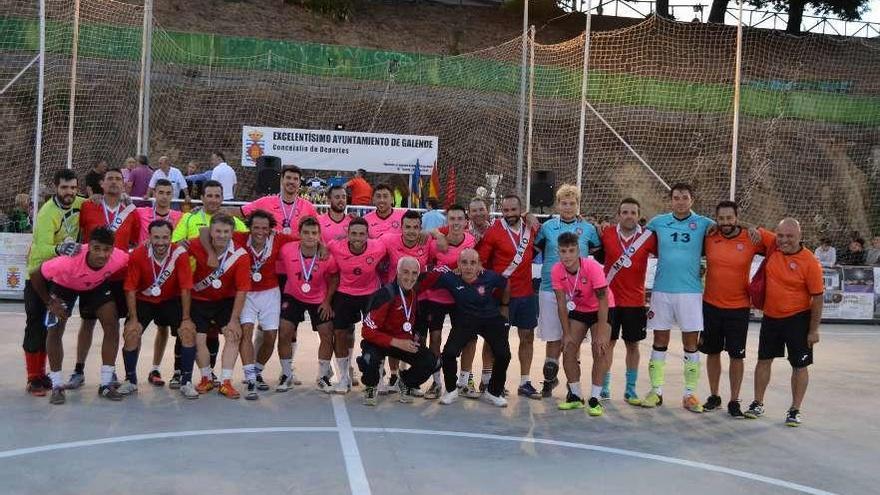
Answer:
[
  {"left": 347, "top": 177, "right": 373, "bottom": 206},
  {"left": 704, "top": 228, "right": 775, "bottom": 309},
  {"left": 763, "top": 247, "right": 824, "bottom": 318}
]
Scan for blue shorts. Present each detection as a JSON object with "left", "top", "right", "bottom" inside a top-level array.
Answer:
[{"left": 509, "top": 295, "right": 538, "bottom": 330}]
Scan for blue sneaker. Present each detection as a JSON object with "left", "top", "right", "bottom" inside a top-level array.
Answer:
[{"left": 517, "top": 381, "right": 542, "bottom": 400}]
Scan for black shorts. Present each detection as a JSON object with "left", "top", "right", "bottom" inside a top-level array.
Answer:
[
  {"left": 332, "top": 292, "right": 371, "bottom": 330},
  {"left": 568, "top": 310, "right": 611, "bottom": 327},
  {"left": 610, "top": 306, "right": 647, "bottom": 342},
  {"left": 134, "top": 298, "right": 182, "bottom": 330},
  {"left": 758, "top": 310, "right": 813, "bottom": 368},
  {"left": 700, "top": 302, "right": 749, "bottom": 358},
  {"left": 191, "top": 298, "right": 235, "bottom": 334},
  {"left": 51, "top": 281, "right": 121, "bottom": 321},
  {"left": 280, "top": 294, "right": 330, "bottom": 328},
  {"left": 423, "top": 300, "right": 457, "bottom": 333}
]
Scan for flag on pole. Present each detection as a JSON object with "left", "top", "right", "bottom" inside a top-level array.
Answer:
[
  {"left": 427, "top": 162, "right": 440, "bottom": 200},
  {"left": 410, "top": 159, "right": 422, "bottom": 208},
  {"left": 445, "top": 164, "right": 456, "bottom": 208}
]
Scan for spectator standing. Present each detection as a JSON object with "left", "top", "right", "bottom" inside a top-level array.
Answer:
[
  {"left": 148, "top": 156, "right": 190, "bottom": 200},
  {"left": 84, "top": 159, "right": 107, "bottom": 196},
  {"left": 838, "top": 238, "right": 866, "bottom": 266},
  {"left": 209, "top": 151, "right": 237, "bottom": 200},
  {"left": 421, "top": 197, "right": 446, "bottom": 232},
  {"left": 345, "top": 169, "right": 373, "bottom": 206},
  {"left": 127, "top": 154, "right": 153, "bottom": 198},
  {"left": 866, "top": 236, "right": 880, "bottom": 266},
  {"left": 814, "top": 238, "right": 836, "bottom": 267},
  {"left": 122, "top": 156, "right": 137, "bottom": 187},
  {"left": 184, "top": 160, "right": 207, "bottom": 199}
]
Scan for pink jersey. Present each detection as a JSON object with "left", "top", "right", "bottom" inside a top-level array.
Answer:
[
  {"left": 364, "top": 208, "right": 405, "bottom": 239},
  {"left": 319, "top": 212, "right": 353, "bottom": 244},
  {"left": 550, "top": 257, "right": 615, "bottom": 313},
  {"left": 41, "top": 246, "right": 129, "bottom": 292},
  {"left": 242, "top": 195, "right": 318, "bottom": 234},
  {"left": 424, "top": 232, "right": 477, "bottom": 304},
  {"left": 279, "top": 242, "right": 339, "bottom": 305},
  {"left": 328, "top": 239, "right": 388, "bottom": 296},
  {"left": 380, "top": 234, "right": 435, "bottom": 285},
  {"left": 135, "top": 207, "right": 182, "bottom": 245}
]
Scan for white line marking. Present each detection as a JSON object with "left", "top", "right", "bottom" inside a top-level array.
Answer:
[
  {"left": 331, "top": 396, "right": 372, "bottom": 495},
  {"left": 0, "top": 427, "right": 336, "bottom": 459},
  {"left": 0, "top": 425, "right": 836, "bottom": 495},
  {"left": 354, "top": 428, "right": 836, "bottom": 495}
]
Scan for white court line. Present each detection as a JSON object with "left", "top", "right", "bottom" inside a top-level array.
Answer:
[
  {"left": 355, "top": 428, "right": 837, "bottom": 495},
  {"left": 331, "top": 395, "right": 373, "bottom": 495},
  {"left": 0, "top": 425, "right": 836, "bottom": 495}
]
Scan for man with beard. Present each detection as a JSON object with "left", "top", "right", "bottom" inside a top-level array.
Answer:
[
  {"left": 363, "top": 184, "right": 405, "bottom": 240},
  {"left": 318, "top": 185, "right": 353, "bottom": 244}
]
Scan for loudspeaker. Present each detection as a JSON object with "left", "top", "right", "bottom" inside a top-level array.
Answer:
[
  {"left": 530, "top": 170, "right": 555, "bottom": 208},
  {"left": 255, "top": 156, "right": 282, "bottom": 195}
]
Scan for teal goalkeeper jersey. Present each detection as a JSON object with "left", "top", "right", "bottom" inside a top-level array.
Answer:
[
  {"left": 646, "top": 211, "right": 713, "bottom": 294},
  {"left": 535, "top": 217, "right": 600, "bottom": 292}
]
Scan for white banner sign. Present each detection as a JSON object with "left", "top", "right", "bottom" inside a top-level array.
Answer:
[
  {"left": 242, "top": 126, "right": 438, "bottom": 175},
  {"left": 0, "top": 233, "right": 30, "bottom": 300}
]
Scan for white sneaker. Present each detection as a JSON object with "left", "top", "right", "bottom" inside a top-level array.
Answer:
[
  {"left": 276, "top": 375, "right": 293, "bottom": 393},
  {"left": 482, "top": 391, "right": 508, "bottom": 408},
  {"left": 333, "top": 380, "right": 351, "bottom": 395},
  {"left": 440, "top": 388, "right": 459, "bottom": 405},
  {"left": 180, "top": 382, "right": 199, "bottom": 399},
  {"left": 316, "top": 376, "right": 334, "bottom": 394},
  {"left": 116, "top": 381, "right": 138, "bottom": 395}
]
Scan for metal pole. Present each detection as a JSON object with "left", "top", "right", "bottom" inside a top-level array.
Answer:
[
  {"left": 141, "top": 0, "right": 153, "bottom": 155},
  {"left": 730, "top": 0, "right": 744, "bottom": 201},
  {"left": 65, "top": 0, "right": 80, "bottom": 170},
  {"left": 32, "top": 0, "right": 46, "bottom": 221},
  {"left": 575, "top": 3, "right": 593, "bottom": 193},
  {"left": 515, "top": 0, "right": 529, "bottom": 196},
  {"left": 525, "top": 26, "right": 535, "bottom": 211}
]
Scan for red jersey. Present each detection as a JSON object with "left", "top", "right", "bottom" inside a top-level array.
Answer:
[
  {"left": 279, "top": 242, "right": 339, "bottom": 304},
  {"left": 124, "top": 243, "right": 193, "bottom": 303},
  {"left": 318, "top": 212, "right": 353, "bottom": 244},
  {"left": 188, "top": 240, "right": 252, "bottom": 301},
  {"left": 79, "top": 200, "right": 140, "bottom": 249},
  {"left": 600, "top": 226, "right": 657, "bottom": 308},
  {"left": 233, "top": 232, "right": 294, "bottom": 292},
  {"left": 380, "top": 234, "right": 435, "bottom": 285},
  {"left": 328, "top": 239, "right": 388, "bottom": 296},
  {"left": 364, "top": 208, "right": 405, "bottom": 239},
  {"left": 361, "top": 282, "right": 420, "bottom": 348},
  {"left": 424, "top": 232, "right": 476, "bottom": 304},
  {"left": 476, "top": 218, "right": 537, "bottom": 298}
]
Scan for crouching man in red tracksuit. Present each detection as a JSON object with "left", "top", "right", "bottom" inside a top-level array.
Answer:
[{"left": 357, "top": 256, "right": 439, "bottom": 406}]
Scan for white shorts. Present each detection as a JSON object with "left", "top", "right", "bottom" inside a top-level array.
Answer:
[
  {"left": 241, "top": 287, "right": 281, "bottom": 330},
  {"left": 647, "top": 292, "right": 703, "bottom": 333},
  {"left": 536, "top": 291, "right": 564, "bottom": 342}
]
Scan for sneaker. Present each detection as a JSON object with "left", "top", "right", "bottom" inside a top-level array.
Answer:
[
  {"left": 50, "top": 387, "right": 65, "bottom": 405},
  {"left": 558, "top": 392, "right": 585, "bottom": 410},
  {"left": 517, "top": 381, "right": 542, "bottom": 400},
  {"left": 482, "top": 390, "right": 508, "bottom": 408},
  {"left": 350, "top": 367, "right": 359, "bottom": 387},
  {"left": 703, "top": 394, "right": 722, "bottom": 412},
  {"left": 541, "top": 378, "right": 559, "bottom": 398},
  {"left": 744, "top": 400, "right": 765, "bottom": 419},
  {"left": 683, "top": 394, "right": 704, "bottom": 413},
  {"left": 728, "top": 400, "right": 745, "bottom": 419},
  {"left": 640, "top": 390, "right": 663, "bottom": 408},
  {"left": 211, "top": 372, "right": 220, "bottom": 387},
  {"left": 148, "top": 370, "right": 165, "bottom": 387},
  {"left": 98, "top": 384, "right": 124, "bottom": 401},
  {"left": 245, "top": 382, "right": 259, "bottom": 401},
  {"left": 397, "top": 378, "right": 414, "bottom": 404},
  {"left": 219, "top": 379, "right": 240, "bottom": 399},
  {"left": 785, "top": 408, "right": 802, "bottom": 427},
  {"left": 276, "top": 375, "right": 293, "bottom": 393},
  {"left": 116, "top": 381, "right": 138, "bottom": 396},
  {"left": 461, "top": 379, "right": 481, "bottom": 399},
  {"left": 478, "top": 381, "right": 487, "bottom": 394},
  {"left": 408, "top": 386, "right": 425, "bottom": 398},
  {"left": 255, "top": 374, "right": 270, "bottom": 391},
  {"left": 624, "top": 391, "right": 642, "bottom": 406},
  {"left": 587, "top": 397, "right": 604, "bottom": 417},
  {"left": 440, "top": 388, "right": 459, "bottom": 405},
  {"left": 180, "top": 382, "right": 199, "bottom": 399},
  {"left": 40, "top": 375, "right": 53, "bottom": 390},
  {"left": 317, "top": 376, "right": 334, "bottom": 394},
  {"left": 26, "top": 379, "right": 47, "bottom": 397},
  {"left": 424, "top": 382, "right": 442, "bottom": 400},
  {"left": 65, "top": 371, "right": 85, "bottom": 390},
  {"left": 195, "top": 376, "right": 214, "bottom": 394},
  {"left": 333, "top": 380, "right": 351, "bottom": 395},
  {"left": 169, "top": 371, "right": 182, "bottom": 390},
  {"left": 363, "top": 386, "right": 378, "bottom": 406}
]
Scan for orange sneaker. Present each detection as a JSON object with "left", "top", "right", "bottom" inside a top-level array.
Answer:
[
  {"left": 218, "top": 379, "right": 240, "bottom": 399},
  {"left": 195, "top": 376, "right": 214, "bottom": 394},
  {"left": 683, "top": 394, "right": 704, "bottom": 413}
]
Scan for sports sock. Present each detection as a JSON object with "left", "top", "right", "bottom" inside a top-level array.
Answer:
[
  {"left": 281, "top": 358, "right": 292, "bottom": 378},
  {"left": 481, "top": 368, "right": 492, "bottom": 385},
  {"left": 122, "top": 348, "right": 139, "bottom": 384},
  {"left": 291, "top": 342, "right": 299, "bottom": 363},
  {"left": 567, "top": 382, "right": 582, "bottom": 398},
  {"left": 433, "top": 371, "right": 442, "bottom": 386},
  {"left": 180, "top": 346, "right": 196, "bottom": 384},
  {"left": 74, "top": 362, "right": 85, "bottom": 374},
  {"left": 591, "top": 384, "right": 603, "bottom": 400},
  {"left": 49, "top": 370, "right": 63, "bottom": 389},
  {"left": 37, "top": 351, "right": 47, "bottom": 375},
  {"left": 318, "top": 359, "right": 331, "bottom": 378},
  {"left": 683, "top": 351, "right": 701, "bottom": 397},
  {"left": 24, "top": 352, "right": 40, "bottom": 381},
  {"left": 255, "top": 362, "right": 265, "bottom": 374},
  {"left": 100, "top": 365, "right": 115, "bottom": 386},
  {"left": 602, "top": 372, "right": 611, "bottom": 391},
  {"left": 520, "top": 375, "right": 530, "bottom": 386},
  {"left": 650, "top": 346, "right": 667, "bottom": 362},
  {"left": 648, "top": 357, "right": 666, "bottom": 395},
  {"left": 243, "top": 364, "right": 256, "bottom": 382},
  {"left": 201, "top": 367, "right": 212, "bottom": 380},
  {"left": 336, "top": 357, "right": 350, "bottom": 385},
  {"left": 151, "top": 365, "right": 160, "bottom": 373},
  {"left": 625, "top": 368, "right": 638, "bottom": 396},
  {"left": 207, "top": 335, "right": 219, "bottom": 368},
  {"left": 221, "top": 369, "right": 233, "bottom": 381},
  {"left": 543, "top": 357, "right": 559, "bottom": 381},
  {"left": 457, "top": 370, "right": 469, "bottom": 387},
  {"left": 173, "top": 338, "right": 182, "bottom": 372}
]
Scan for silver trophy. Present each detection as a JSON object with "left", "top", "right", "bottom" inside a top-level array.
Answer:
[{"left": 485, "top": 173, "right": 502, "bottom": 213}]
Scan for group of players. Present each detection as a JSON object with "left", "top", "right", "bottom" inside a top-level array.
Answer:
[{"left": 20, "top": 164, "right": 822, "bottom": 427}]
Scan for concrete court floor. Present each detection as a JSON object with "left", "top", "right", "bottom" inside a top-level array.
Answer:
[{"left": 0, "top": 303, "right": 876, "bottom": 495}]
